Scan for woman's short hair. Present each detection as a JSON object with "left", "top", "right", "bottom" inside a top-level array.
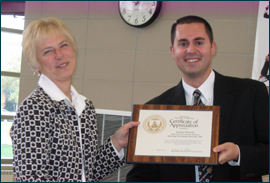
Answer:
[{"left": 22, "top": 17, "right": 77, "bottom": 71}]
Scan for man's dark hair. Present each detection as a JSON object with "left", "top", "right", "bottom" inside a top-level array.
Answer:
[{"left": 171, "top": 15, "right": 214, "bottom": 46}]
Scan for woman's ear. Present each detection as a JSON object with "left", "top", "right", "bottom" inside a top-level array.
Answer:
[{"left": 32, "top": 66, "right": 41, "bottom": 77}]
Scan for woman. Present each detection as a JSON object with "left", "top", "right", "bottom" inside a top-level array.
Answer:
[{"left": 10, "top": 17, "right": 139, "bottom": 182}]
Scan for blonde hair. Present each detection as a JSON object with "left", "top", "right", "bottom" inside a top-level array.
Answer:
[{"left": 22, "top": 17, "right": 77, "bottom": 71}]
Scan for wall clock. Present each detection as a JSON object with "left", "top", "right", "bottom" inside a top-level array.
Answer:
[{"left": 119, "top": 1, "right": 162, "bottom": 28}]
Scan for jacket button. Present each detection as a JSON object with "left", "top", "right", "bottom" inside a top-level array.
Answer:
[{"left": 44, "top": 175, "right": 52, "bottom": 179}]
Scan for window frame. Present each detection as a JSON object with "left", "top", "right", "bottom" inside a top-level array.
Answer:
[{"left": 1, "top": 18, "right": 24, "bottom": 165}]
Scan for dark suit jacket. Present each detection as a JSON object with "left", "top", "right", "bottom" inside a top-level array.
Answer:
[{"left": 126, "top": 71, "right": 269, "bottom": 182}]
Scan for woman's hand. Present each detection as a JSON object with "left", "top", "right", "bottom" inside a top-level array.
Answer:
[{"left": 111, "top": 121, "right": 140, "bottom": 152}]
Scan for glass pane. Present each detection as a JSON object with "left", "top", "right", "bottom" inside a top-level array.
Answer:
[
  {"left": 1, "top": 76, "right": 20, "bottom": 114},
  {"left": 1, "top": 119, "right": 13, "bottom": 158},
  {"left": 1, "top": 15, "right": 25, "bottom": 30},
  {"left": 96, "top": 113, "right": 132, "bottom": 182},
  {"left": 1, "top": 31, "right": 22, "bottom": 73}
]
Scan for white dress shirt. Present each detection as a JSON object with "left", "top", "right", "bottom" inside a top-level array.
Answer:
[{"left": 182, "top": 70, "right": 240, "bottom": 182}]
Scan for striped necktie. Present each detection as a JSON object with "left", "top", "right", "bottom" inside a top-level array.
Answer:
[{"left": 193, "top": 89, "right": 213, "bottom": 182}]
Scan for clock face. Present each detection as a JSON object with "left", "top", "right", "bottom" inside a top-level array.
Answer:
[{"left": 119, "top": 1, "right": 162, "bottom": 28}]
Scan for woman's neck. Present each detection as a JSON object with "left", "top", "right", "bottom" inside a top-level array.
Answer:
[{"left": 55, "top": 80, "right": 72, "bottom": 101}]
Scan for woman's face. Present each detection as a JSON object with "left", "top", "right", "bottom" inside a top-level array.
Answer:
[{"left": 35, "top": 33, "right": 76, "bottom": 84}]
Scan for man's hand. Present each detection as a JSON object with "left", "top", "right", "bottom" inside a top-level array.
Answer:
[
  {"left": 111, "top": 121, "right": 140, "bottom": 152},
  {"left": 213, "top": 142, "right": 239, "bottom": 164}
]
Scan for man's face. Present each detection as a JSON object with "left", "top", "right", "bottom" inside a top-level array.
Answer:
[{"left": 170, "top": 23, "right": 216, "bottom": 82}]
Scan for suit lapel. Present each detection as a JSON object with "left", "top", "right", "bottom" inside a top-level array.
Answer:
[
  {"left": 213, "top": 71, "right": 235, "bottom": 143},
  {"left": 164, "top": 72, "right": 235, "bottom": 143},
  {"left": 166, "top": 80, "right": 186, "bottom": 105}
]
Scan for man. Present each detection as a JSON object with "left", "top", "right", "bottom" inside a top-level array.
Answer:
[{"left": 126, "top": 15, "right": 269, "bottom": 182}]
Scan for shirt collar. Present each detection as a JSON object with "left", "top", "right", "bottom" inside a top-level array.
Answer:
[
  {"left": 182, "top": 69, "right": 215, "bottom": 105},
  {"left": 38, "top": 74, "right": 87, "bottom": 114},
  {"left": 38, "top": 74, "right": 68, "bottom": 102}
]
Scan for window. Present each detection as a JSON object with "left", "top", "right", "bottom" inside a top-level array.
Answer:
[
  {"left": 1, "top": 13, "right": 132, "bottom": 182},
  {"left": 95, "top": 109, "right": 133, "bottom": 182},
  {"left": 1, "top": 15, "right": 24, "bottom": 160}
]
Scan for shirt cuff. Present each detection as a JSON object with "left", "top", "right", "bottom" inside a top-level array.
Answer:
[
  {"left": 228, "top": 144, "right": 240, "bottom": 166},
  {"left": 110, "top": 137, "right": 124, "bottom": 160}
]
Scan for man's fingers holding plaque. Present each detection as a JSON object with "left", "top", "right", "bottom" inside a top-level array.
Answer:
[{"left": 213, "top": 142, "right": 239, "bottom": 164}]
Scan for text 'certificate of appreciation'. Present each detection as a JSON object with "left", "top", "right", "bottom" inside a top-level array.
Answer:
[{"left": 135, "top": 110, "right": 213, "bottom": 157}]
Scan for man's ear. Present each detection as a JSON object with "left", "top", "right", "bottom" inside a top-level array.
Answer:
[
  {"left": 211, "top": 41, "right": 217, "bottom": 56},
  {"left": 170, "top": 45, "right": 175, "bottom": 58}
]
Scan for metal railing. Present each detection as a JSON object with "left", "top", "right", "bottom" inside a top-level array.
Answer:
[{"left": 96, "top": 109, "right": 132, "bottom": 182}]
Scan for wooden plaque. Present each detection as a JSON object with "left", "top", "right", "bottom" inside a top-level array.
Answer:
[{"left": 127, "top": 104, "right": 220, "bottom": 165}]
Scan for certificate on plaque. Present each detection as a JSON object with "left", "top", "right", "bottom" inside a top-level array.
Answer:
[{"left": 127, "top": 105, "right": 220, "bottom": 165}]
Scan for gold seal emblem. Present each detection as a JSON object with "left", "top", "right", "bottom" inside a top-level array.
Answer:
[{"left": 143, "top": 115, "right": 166, "bottom": 134}]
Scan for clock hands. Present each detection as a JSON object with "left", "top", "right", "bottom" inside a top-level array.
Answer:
[{"left": 119, "top": 1, "right": 162, "bottom": 27}]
